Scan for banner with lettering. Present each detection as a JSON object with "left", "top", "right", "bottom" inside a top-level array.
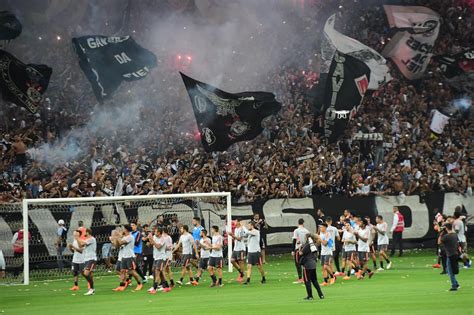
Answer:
[
  {"left": 382, "top": 5, "right": 440, "bottom": 80},
  {"left": 72, "top": 35, "right": 157, "bottom": 102}
]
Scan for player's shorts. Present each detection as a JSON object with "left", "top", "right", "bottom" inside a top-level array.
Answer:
[
  {"left": 84, "top": 260, "right": 96, "bottom": 271},
  {"left": 321, "top": 254, "right": 333, "bottom": 266},
  {"left": 199, "top": 257, "right": 209, "bottom": 269},
  {"left": 247, "top": 252, "right": 262, "bottom": 266},
  {"left": 120, "top": 257, "right": 137, "bottom": 271},
  {"left": 377, "top": 244, "right": 388, "bottom": 252},
  {"left": 182, "top": 254, "right": 193, "bottom": 267},
  {"left": 232, "top": 250, "right": 245, "bottom": 261},
  {"left": 101, "top": 243, "right": 112, "bottom": 259},
  {"left": 358, "top": 252, "right": 369, "bottom": 263},
  {"left": 153, "top": 259, "right": 166, "bottom": 271},
  {"left": 208, "top": 256, "right": 224, "bottom": 268},
  {"left": 71, "top": 262, "right": 84, "bottom": 273},
  {"left": 343, "top": 251, "right": 355, "bottom": 260}
]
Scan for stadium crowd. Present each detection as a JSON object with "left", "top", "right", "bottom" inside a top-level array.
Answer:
[{"left": 0, "top": 0, "right": 472, "bottom": 204}]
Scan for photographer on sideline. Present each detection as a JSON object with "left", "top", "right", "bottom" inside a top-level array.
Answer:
[
  {"left": 298, "top": 233, "right": 324, "bottom": 301},
  {"left": 439, "top": 223, "right": 460, "bottom": 291}
]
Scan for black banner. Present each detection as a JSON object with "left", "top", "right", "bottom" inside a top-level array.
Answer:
[
  {"left": 72, "top": 35, "right": 157, "bottom": 102},
  {"left": 0, "top": 11, "right": 22, "bottom": 40},
  {"left": 436, "top": 48, "right": 474, "bottom": 94},
  {"left": 0, "top": 50, "right": 52, "bottom": 113},
  {"left": 180, "top": 72, "right": 282, "bottom": 152},
  {"left": 323, "top": 51, "right": 370, "bottom": 142}
]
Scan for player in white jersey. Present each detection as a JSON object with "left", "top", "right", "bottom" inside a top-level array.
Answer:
[
  {"left": 243, "top": 221, "right": 266, "bottom": 285},
  {"left": 292, "top": 218, "right": 309, "bottom": 284},
  {"left": 229, "top": 218, "right": 247, "bottom": 282},
  {"left": 0, "top": 249, "right": 5, "bottom": 279},
  {"left": 373, "top": 215, "right": 392, "bottom": 270},
  {"left": 319, "top": 223, "right": 336, "bottom": 286},
  {"left": 453, "top": 211, "right": 471, "bottom": 268},
  {"left": 354, "top": 218, "right": 374, "bottom": 280},
  {"left": 325, "top": 217, "right": 341, "bottom": 277},
  {"left": 341, "top": 220, "right": 357, "bottom": 280},
  {"left": 174, "top": 225, "right": 198, "bottom": 285},
  {"left": 364, "top": 216, "right": 378, "bottom": 271},
  {"left": 162, "top": 228, "right": 175, "bottom": 287},
  {"left": 75, "top": 228, "right": 96, "bottom": 296},
  {"left": 68, "top": 230, "right": 85, "bottom": 291},
  {"left": 112, "top": 225, "right": 142, "bottom": 292},
  {"left": 204, "top": 225, "right": 224, "bottom": 287},
  {"left": 192, "top": 229, "right": 211, "bottom": 285},
  {"left": 148, "top": 227, "right": 171, "bottom": 294}
]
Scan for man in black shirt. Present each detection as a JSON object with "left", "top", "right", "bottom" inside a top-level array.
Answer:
[{"left": 440, "top": 223, "right": 460, "bottom": 291}]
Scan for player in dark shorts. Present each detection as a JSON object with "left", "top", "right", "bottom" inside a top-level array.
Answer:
[
  {"left": 244, "top": 221, "right": 266, "bottom": 285},
  {"left": 192, "top": 229, "right": 212, "bottom": 285},
  {"left": 206, "top": 226, "right": 224, "bottom": 287}
]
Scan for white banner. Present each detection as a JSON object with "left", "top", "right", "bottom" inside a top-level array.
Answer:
[
  {"left": 429, "top": 109, "right": 450, "bottom": 134},
  {"left": 322, "top": 14, "right": 392, "bottom": 90},
  {"left": 382, "top": 5, "right": 440, "bottom": 80}
]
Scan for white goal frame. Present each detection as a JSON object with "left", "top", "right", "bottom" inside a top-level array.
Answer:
[{"left": 21, "top": 192, "right": 232, "bottom": 285}]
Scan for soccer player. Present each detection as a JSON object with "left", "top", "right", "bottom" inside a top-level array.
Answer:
[
  {"left": 341, "top": 220, "right": 357, "bottom": 280},
  {"left": 192, "top": 229, "right": 211, "bottom": 285},
  {"left": 354, "top": 219, "right": 374, "bottom": 280},
  {"left": 229, "top": 218, "right": 247, "bottom": 282},
  {"left": 148, "top": 227, "right": 171, "bottom": 294},
  {"left": 131, "top": 221, "right": 147, "bottom": 283},
  {"left": 325, "top": 217, "right": 341, "bottom": 276},
  {"left": 373, "top": 215, "right": 392, "bottom": 270},
  {"left": 364, "top": 216, "right": 378, "bottom": 271},
  {"left": 161, "top": 227, "right": 175, "bottom": 287},
  {"left": 292, "top": 218, "right": 309, "bottom": 284},
  {"left": 243, "top": 221, "right": 266, "bottom": 285},
  {"left": 191, "top": 217, "right": 204, "bottom": 269},
  {"left": 319, "top": 223, "right": 335, "bottom": 286},
  {"left": 0, "top": 249, "right": 5, "bottom": 279},
  {"left": 252, "top": 213, "right": 268, "bottom": 264},
  {"left": 68, "top": 230, "right": 84, "bottom": 290},
  {"left": 75, "top": 228, "right": 96, "bottom": 296},
  {"left": 453, "top": 211, "right": 471, "bottom": 268},
  {"left": 112, "top": 225, "right": 142, "bottom": 291},
  {"left": 206, "top": 225, "right": 224, "bottom": 287},
  {"left": 174, "top": 225, "right": 198, "bottom": 285}
]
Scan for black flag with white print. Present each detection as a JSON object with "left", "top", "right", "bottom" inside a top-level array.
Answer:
[{"left": 180, "top": 72, "right": 281, "bottom": 152}]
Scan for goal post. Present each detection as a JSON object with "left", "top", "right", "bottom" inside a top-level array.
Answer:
[{"left": 16, "top": 192, "right": 232, "bottom": 285}]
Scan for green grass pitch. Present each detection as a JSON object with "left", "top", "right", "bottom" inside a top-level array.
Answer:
[{"left": 0, "top": 251, "right": 472, "bottom": 315}]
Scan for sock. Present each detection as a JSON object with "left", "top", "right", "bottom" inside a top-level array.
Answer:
[
  {"left": 195, "top": 276, "right": 200, "bottom": 282},
  {"left": 262, "top": 276, "right": 266, "bottom": 281},
  {"left": 385, "top": 258, "right": 390, "bottom": 263},
  {"left": 153, "top": 282, "right": 158, "bottom": 290},
  {"left": 74, "top": 280, "right": 78, "bottom": 286},
  {"left": 170, "top": 279, "right": 175, "bottom": 286},
  {"left": 373, "top": 261, "right": 377, "bottom": 268},
  {"left": 246, "top": 277, "right": 250, "bottom": 283},
  {"left": 189, "top": 277, "right": 194, "bottom": 283},
  {"left": 367, "top": 269, "right": 372, "bottom": 274},
  {"left": 119, "top": 282, "right": 125, "bottom": 287},
  {"left": 137, "top": 281, "right": 141, "bottom": 285},
  {"left": 218, "top": 278, "right": 222, "bottom": 285},
  {"left": 380, "top": 261, "right": 384, "bottom": 268},
  {"left": 324, "top": 277, "right": 328, "bottom": 283},
  {"left": 240, "top": 272, "right": 244, "bottom": 277},
  {"left": 347, "top": 269, "right": 351, "bottom": 276},
  {"left": 328, "top": 272, "right": 334, "bottom": 278},
  {"left": 341, "top": 267, "right": 345, "bottom": 273},
  {"left": 180, "top": 277, "right": 183, "bottom": 282},
  {"left": 211, "top": 275, "right": 217, "bottom": 283}
]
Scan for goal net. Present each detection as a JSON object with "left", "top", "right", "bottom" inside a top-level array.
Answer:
[{"left": 0, "top": 192, "right": 231, "bottom": 285}]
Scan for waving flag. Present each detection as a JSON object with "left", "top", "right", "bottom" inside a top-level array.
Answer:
[
  {"left": 72, "top": 35, "right": 157, "bottom": 102},
  {"left": 180, "top": 72, "right": 281, "bottom": 152}
]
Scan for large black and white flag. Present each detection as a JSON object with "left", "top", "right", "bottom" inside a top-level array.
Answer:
[
  {"left": 0, "top": 50, "right": 52, "bottom": 113},
  {"left": 72, "top": 36, "right": 157, "bottom": 102},
  {"left": 0, "top": 11, "right": 22, "bottom": 41},
  {"left": 382, "top": 5, "right": 440, "bottom": 80},
  {"left": 436, "top": 49, "right": 474, "bottom": 94},
  {"left": 180, "top": 72, "right": 282, "bottom": 152},
  {"left": 321, "top": 14, "right": 391, "bottom": 90},
  {"left": 429, "top": 109, "right": 450, "bottom": 135},
  {"left": 323, "top": 51, "right": 371, "bottom": 142}
]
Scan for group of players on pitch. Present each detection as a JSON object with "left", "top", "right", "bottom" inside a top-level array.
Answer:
[
  {"left": 292, "top": 214, "right": 393, "bottom": 288},
  {"left": 67, "top": 217, "right": 266, "bottom": 296}
]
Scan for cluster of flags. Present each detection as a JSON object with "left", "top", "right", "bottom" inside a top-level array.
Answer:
[{"left": 0, "top": 6, "right": 470, "bottom": 151}]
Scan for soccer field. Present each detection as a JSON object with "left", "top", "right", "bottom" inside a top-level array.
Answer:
[{"left": 0, "top": 252, "right": 472, "bottom": 315}]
